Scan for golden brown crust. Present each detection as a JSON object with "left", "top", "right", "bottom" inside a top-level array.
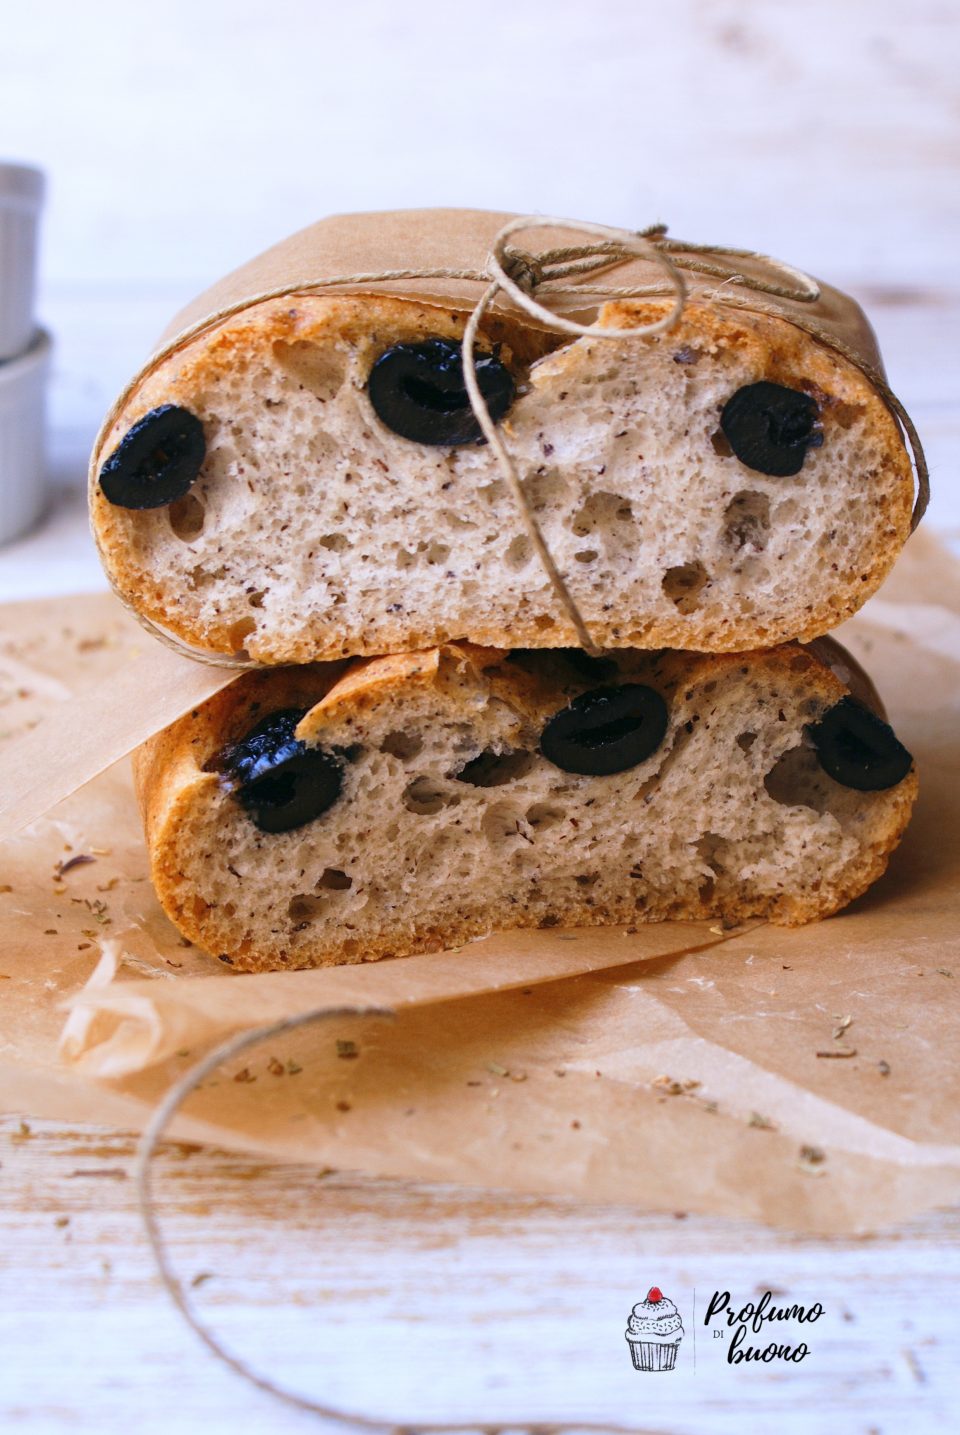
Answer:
[
  {"left": 135, "top": 641, "right": 918, "bottom": 970},
  {"left": 92, "top": 293, "right": 915, "bottom": 665}
]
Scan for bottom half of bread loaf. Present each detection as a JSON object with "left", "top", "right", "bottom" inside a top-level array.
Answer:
[{"left": 134, "top": 641, "right": 917, "bottom": 971}]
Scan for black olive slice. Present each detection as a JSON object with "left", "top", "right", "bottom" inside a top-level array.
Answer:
[
  {"left": 98, "top": 404, "right": 206, "bottom": 510},
  {"left": 808, "top": 697, "right": 913, "bottom": 792},
  {"left": 367, "top": 339, "right": 514, "bottom": 446},
  {"left": 719, "top": 381, "right": 822, "bottom": 477},
  {"left": 540, "top": 683, "right": 669, "bottom": 777},
  {"left": 212, "top": 708, "right": 344, "bottom": 833}
]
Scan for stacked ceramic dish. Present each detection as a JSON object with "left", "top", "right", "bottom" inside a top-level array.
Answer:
[{"left": 0, "top": 161, "right": 49, "bottom": 544}]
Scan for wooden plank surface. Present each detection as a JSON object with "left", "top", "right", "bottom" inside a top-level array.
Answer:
[{"left": 2, "top": 1118, "right": 959, "bottom": 1435}]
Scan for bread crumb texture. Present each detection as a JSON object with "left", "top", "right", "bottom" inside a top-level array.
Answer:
[
  {"left": 93, "top": 296, "right": 914, "bottom": 663},
  {"left": 135, "top": 643, "right": 917, "bottom": 971}
]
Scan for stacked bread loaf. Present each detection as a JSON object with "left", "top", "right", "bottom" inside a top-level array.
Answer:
[{"left": 90, "top": 211, "right": 921, "bottom": 970}]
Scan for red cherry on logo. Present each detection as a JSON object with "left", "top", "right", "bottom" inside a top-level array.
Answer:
[{"left": 647, "top": 1287, "right": 663, "bottom": 1303}]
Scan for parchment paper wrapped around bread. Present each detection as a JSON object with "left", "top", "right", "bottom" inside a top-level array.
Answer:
[
  {"left": 90, "top": 210, "right": 920, "bottom": 665},
  {"left": 134, "top": 638, "right": 917, "bottom": 971}
]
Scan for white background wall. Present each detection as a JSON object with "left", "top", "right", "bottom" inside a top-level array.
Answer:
[{"left": 0, "top": 0, "right": 957, "bottom": 519}]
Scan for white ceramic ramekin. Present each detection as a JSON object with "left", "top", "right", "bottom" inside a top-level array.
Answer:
[
  {"left": 0, "top": 328, "right": 51, "bottom": 544},
  {"left": 0, "top": 162, "right": 45, "bottom": 362}
]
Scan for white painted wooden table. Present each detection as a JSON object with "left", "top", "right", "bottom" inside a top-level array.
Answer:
[
  {"left": 3, "top": 1118, "right": 959, "bottom": 1435},
  {"left": 1, "top": 2, "right": 958, "bottom": 1430}
]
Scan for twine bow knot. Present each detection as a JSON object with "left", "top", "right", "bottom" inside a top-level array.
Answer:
[{"left": 499, "top": 248, "right": 544, "bottom": 294}]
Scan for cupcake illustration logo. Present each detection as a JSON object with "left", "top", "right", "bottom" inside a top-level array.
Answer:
[{"left": 624, "top": 1287, "right": 684, "bottom": 1372}]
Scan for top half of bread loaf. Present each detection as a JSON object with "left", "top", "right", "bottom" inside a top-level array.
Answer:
[{"left": 89, "top": 211, "right": 918, "bottom": 664}]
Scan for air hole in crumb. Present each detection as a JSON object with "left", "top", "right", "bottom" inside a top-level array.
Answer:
[
  {"left": 317, "top": 867, "right": 352, "bottom": 891},
  {"left": 481, "top": 802, "right": 527, "bottom": 846},
  {"left": 505, "top": 534, "right": 532, "bottom": 570},
  {"left": 534, "top": 614, "right": 556, "bottom": 632},
  {"left": 775, "top": 497, "right": 801, "bottom": 525},
  {"left": 673, "top": 345, "right": 701, "bottom": 365},
  {"left": 318, "top": 533, "right": 350, "bottom": 552},
  {"left": 574, "top": 549, "right": 599, "bottom": 563},
  {"left": 711, "top": 428, "right": 733, "bottom": 458},
  {"left": 570, "top": 490, "right": 633, "bottom": 539},
  {"left": 380, "top": 730, "right": 423, "bottom": 760},
  {"left": 271, "top": 340, "right": 346, "bottom": 402},
  {"left": 425, "top": 542, "right": 450, "bottom": 565},
  {"left": 696, "top": 832, "right": 729, "bottom": 905},
  {"left": 168, "top": 493, "right": 205, "bottom": 542},
  {"left": 454, "top": 748, "right": 535, "bottom": 788},
  {"left": 722, "top": 490, "right": 771, "bottom": 554},
  {"left": 737, "top": 731, "right": 757, "bottom": 752},
  {"left": 526, "top": 802, "right": 564, "bottom": 830},
  {"left": 662, "top": 561, "right": 709, "bottom": 614},
  {"left": 697, "top": 832, "right": 728, "bottom": 874},
  {"left": 402, "top": 776, "right": 457, "bottom": 815},
  {"left": 521, "top": 467, "right": 571, "bottom": 513},
  {"left": 305, "top": 430, "right": 338, "bottom": 466},
  {"left": 288, "top": 893, "right": 325, "bottom": 922},
  {"left": 247, "top": 589, "right": 266, "bottom": 609},
  {"left": 632, "top": 772, "right": 660, "bottom": 803},
  {"left": 831, "top": 399, "right": 865, "bottom": 430},
  {"left": 478, "top": 479, "right": 507, "bottom": 506},
  {"left": 764, "top": 746, "right": 832, "bottom": 813},
  {"left": 226, "top": 616, "right": 256, "bottom": 650}
]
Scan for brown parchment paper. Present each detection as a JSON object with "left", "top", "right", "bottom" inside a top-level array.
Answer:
[
  {"left": 0, "top": 608, "right": 237, "bottom": 844},
  {"left": 1, "top": 536, "right": 959, "bottom": 1234},
  {"left": 156, "top": 208, "right": 887, "bottom": 375}
]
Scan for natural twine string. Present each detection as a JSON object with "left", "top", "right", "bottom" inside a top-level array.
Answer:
[
  {"left": 463, "top": 218, "right": 687, "bottom": 654},
  {"left": 136, "top": 1005, "right": 652, "bottom": 1434},
  {"left": 91, "top": 215, "right": 930, "bottom": 668}
]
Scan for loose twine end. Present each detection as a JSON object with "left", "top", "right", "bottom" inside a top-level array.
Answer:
[{"left": 135, "top": 1005, "right": 646, "bottom": 1433}]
